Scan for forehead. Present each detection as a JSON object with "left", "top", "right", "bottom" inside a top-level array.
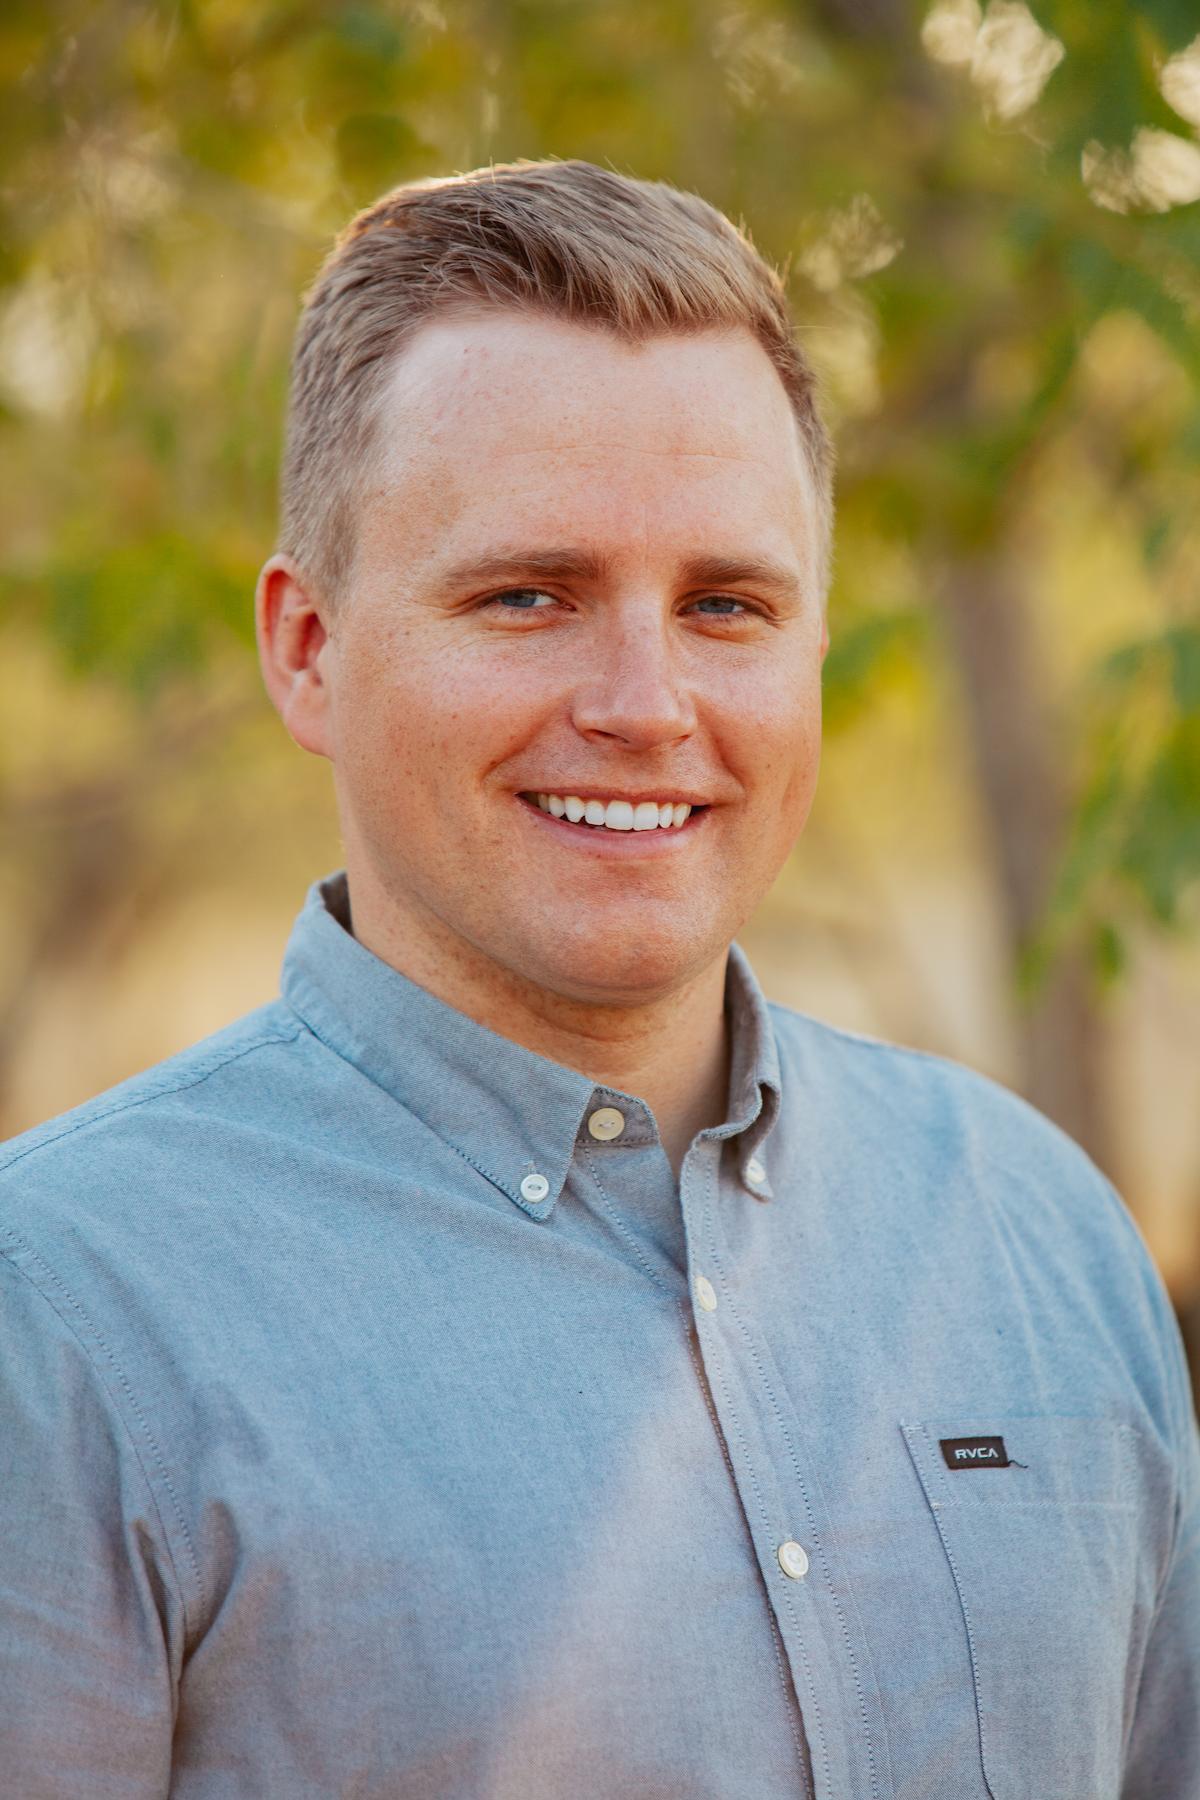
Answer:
[{"left": 361, "top": 311, "right": 815, "bottom": 574}]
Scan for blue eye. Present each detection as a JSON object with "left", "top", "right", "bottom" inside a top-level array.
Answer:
[
  {"left": 694, "top": 596, "right": 745, "bottom": 615},
  {"left": 490, "top": 589, "right": 554, "bottom": 609}
]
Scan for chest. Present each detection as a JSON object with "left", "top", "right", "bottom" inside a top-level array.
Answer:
[{"left": 159, "top": 1179, "right": 1166, "bottom": 1800}]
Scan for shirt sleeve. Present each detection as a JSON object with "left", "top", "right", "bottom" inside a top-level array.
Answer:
[
  {"left": 1121, "top": 1277, "right": 1200, "bottom": 1799},
  {"left": 0, "top": 1246, "right": 178, "bottom": 1797}
]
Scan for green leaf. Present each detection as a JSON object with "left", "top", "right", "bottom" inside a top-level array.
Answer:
[
  {"left": 1092, "top": 918, "right": 1127, "bottom": 985},
  {"left": 1167, "top": 627, "right": 1200, "bottom": 713}
]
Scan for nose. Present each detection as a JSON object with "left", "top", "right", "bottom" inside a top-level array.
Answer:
[{"left": 568, "top": 612, "right": 697, "bottom": 751}]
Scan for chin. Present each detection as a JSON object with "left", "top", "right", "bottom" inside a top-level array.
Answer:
[{"left": 518, "top": 923, "right": 721, "bottom": 1005}]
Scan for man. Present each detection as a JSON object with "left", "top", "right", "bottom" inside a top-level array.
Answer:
[{"left": 1, "top": 160, "right": 1196, "bottom": 1799}]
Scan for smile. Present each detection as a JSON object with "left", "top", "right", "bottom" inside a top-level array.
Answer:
[{"left": 519, "top": 792, "right": 700, "bottom": 831}]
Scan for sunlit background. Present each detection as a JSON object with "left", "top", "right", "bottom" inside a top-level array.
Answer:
[{"left": 2, "top": 0, "right": 1198, "bottom": 1386}]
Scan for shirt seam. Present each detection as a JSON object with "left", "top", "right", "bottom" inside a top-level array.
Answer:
[
  {"left": 0, "top": 1236, "right": 203, "bottom": 1646},
  {"left": 1121, "top": 1461, "right": 1193, "bottom": 1775},
  {"left": 0, "top": 1023, "right": 304, "bottom": 1182},
  {"left": 1092, "top": 1176, "right": 1192, "bottom": 1576},
  {"left": 909, "top": 1425, "right": 998, "bottom": 1800}
]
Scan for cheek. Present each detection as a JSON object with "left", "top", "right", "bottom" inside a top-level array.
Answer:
[
  {"left": 783, "top": 699, "right": 823, "bottom": 823},
  {"left": 335, "top": 631, "right": 551, "bottom": 805},
  {"left": 723, "top": 665, "right": 822, "bottom": 805}
]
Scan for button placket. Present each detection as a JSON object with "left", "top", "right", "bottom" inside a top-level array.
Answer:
[{"left": 677, "top": 1135, "right": 890, "bottom": 1799}]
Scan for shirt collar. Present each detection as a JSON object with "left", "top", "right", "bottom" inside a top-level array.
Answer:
[{"left": 280, "top": 871, "right": 782, "bottom": 1215}]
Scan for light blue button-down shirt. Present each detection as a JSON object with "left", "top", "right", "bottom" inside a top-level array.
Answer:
[{"left": 2, "top": 871, "right": 1197, "bottom": 1798}]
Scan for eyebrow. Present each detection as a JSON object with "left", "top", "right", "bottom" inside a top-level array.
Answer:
[
  {"left": 435, "top": 547, "right": 804, "bottom": 601},
  {"left": 678, "top": 553, "right": 803, "bottom": 600},
  {"left": 436, "top": 547, "right": 608, "bottom": 591}
]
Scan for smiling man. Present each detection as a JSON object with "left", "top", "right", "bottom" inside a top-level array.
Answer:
[
  {"left": 1, "top": 161, "right": 1197, "bottom": 1800},
  {"left": 264, "top": 298, "right": 826, "bottom": 1177}
]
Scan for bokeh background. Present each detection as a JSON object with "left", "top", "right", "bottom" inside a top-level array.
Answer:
[{"left": 2, "top": 0, "right": 1198, "bottom": 1383}]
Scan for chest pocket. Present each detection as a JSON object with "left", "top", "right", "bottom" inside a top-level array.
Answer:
[{"left": 902, "top": 1415, "right": 1146, "bottom": 1800}]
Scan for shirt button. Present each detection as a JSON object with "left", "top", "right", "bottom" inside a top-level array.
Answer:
[
  {"left": 520, "top": 1173, "right": 550, "bottom": 1203},
  {"left": 746, "top": 1156, "right": 767, "bottom": 1188},
  {"left": 777, "top": 1540, "right": 810, "bottom": 1580},
  {"left": 694, "top": 1274, "right": 718, "bottom": 1312},
  {"left": 587, "top": 1106, "right": 626, "bottom": 1141}
]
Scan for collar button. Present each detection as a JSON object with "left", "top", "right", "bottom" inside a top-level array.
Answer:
[{"left": 587, "top": 1106, "right": 625, "bottom": 1142}]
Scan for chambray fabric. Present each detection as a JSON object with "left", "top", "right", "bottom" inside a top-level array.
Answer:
[{"left": 1, "top": 871, "right": 1197, "bottom": 1800}]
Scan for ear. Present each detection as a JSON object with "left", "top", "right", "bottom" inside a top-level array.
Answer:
[
  {"left": 819, "top": 611, "right": 830, "bottom": 663},
  {"left": 255, "top": 553, "right": 335, "bottom": 759}
]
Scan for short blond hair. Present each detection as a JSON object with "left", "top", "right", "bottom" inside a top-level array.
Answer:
[{"left": 280, "top": 159, "right": 833, "bottom": 602}]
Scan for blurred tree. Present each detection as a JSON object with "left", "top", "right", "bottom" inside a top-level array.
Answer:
[{"left": 0, "top": 0, "right": 1197, "bottom": 1185}]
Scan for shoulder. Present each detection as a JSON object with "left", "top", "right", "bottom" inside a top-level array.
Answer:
[
  {"left": 763, "top": 996, "right": 1160, "bottom": 1296},
  {"left": 767, "top": 996, "right": 1022, "bottom": 1118},
  {"left": 0, "top": 1001, "right": 306, "bottom": 1212},
  {"left": 766, "top": 999, "right": 1191, "bottom": 1432},
  {"left": 767, "top": 997, "right": 1105, "bottom": 1195}
]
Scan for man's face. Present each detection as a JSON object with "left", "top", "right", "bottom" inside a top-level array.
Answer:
[{"left": 310, "top": 311, "right": 827, "bottom": 1004}]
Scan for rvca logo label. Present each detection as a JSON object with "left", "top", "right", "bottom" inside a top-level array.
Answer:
[{"left": 939, "top": 1434, "right": 1013, "bottom": 1470}]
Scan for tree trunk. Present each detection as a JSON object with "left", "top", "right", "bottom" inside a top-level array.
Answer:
[{"left": 937, "top": 552, "right": 1113, "bottom": 1175}]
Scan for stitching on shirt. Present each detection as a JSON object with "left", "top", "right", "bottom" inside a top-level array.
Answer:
[
  {"left": 1114, "top": 1422, "right": 1137, "bottom": 1510},
  {"left": 772, "top": 1008, "right": 1196, "bottom": 1652},
  {"left": 578, "top": 1145, "right": 671, "bottom": 1297},
  {"left": 923, "top": 1417, "right": 1140, "bottom": 1513},
  {"left": 719, "top": 1310, "right": 882, "bottom": 1800},
  {"left": 690, "top": 1161, "right": 832, "bottom": 1796},
  {"left": 288, "top": 1012, "right": 542, "bottom": 1207},
  {"left": 683, "top": 1317, "right": 812, "bottom": 1788},
  {"left": 0, "top": 1023, "right": 303, "bottom": 1182},
  {"left": 696, "top": 1288, "right": 830, "bottom": 1794},
  {"left": 932, "top": 1499, "right": 1138, "bottom": 1510},
  {"left": 909, "top": 1426, "right": 999, "bottom": 1800},
  {"left": 0, "top": 1236, "right": 203, "bottom": 1647},
  {"left": 701, "top": 1155, "right": 883, "bottom": 1800}
]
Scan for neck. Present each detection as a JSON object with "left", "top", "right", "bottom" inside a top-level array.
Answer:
[{"left": 345, "top": 874, "right": 732, "bottom": 1181}]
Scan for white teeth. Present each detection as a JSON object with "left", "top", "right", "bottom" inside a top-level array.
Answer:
[{"left": 527, "top": 793, "right": 697, "bottom": 831}]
